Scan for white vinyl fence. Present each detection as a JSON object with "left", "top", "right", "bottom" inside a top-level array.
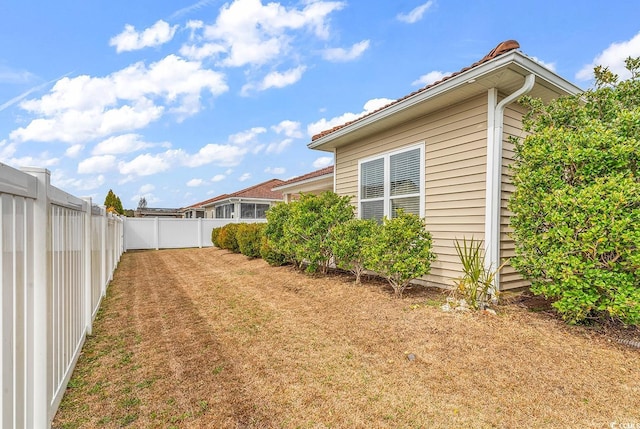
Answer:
[
  {"left": 1, "top": 164, "right": 123, "bottom": 428},
  {"left": 124, "top": 217, "right": 266, "bottom": 250}
]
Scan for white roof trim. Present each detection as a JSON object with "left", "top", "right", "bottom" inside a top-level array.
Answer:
[
  {"left": 308, "top": 51, "right": 583, "bottom": 150},
  {"left": 272, "top": 172, "right": 334, "bottom": 192}
]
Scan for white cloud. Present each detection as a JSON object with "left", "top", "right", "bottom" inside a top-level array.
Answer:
[
  {"left": 6, "top": 153, "right": 60, "bottom": 169},
  {"left": 65, "top": 144, "right": 84, "bottom": 158},
  {"left": 238, "top": 172, "right": 252, "bottom": 182},
  {"left": 179, "top": 42, "right": 226, "bottom": 60},
  {"left": 229, "top": 127, "right": 267, "bottom": 145},
  {"left": 530, "top": 56, "right": 556, "bottom": 72},
  {"left": 0, "top": 140, "right": 17, "bottom": 161},
  {"left": 139, "top": 184, "right": 155, "bottom": 194},
  {"left": 242, "top": 66, "right": 306, "bottom": 95},
  {"left": 412, "top": 70, "right": 448, "bottom": 86},
  {"left": 266, "top": 138, "right": 292, "bottom": 154},
  {"left": 131, "top": 192, "right": 160, "bottom": 204},
  {"left": 397, "top": 1, "right": 434, "bottom": 24},
  {"left": 187, "top": 178, "right": 206, "bottom": 187},
  {"left": 183, "top": 144, "right": 248, "bottom": 167},
  {"left": 12, "top": 55, "right": 228, "bottom": 144},
  {"left": 119, "top": 153, "right": 172, "bottom": 176},
  {"left": 321, "top": 40, "right": 370, "bottom": 62},
  {"left": 51, "top": 170, "right": 105, "bottom": 191},
  {"left": 211, "top": 174, "right": 226, "bottom": 182},
  {"left": 200, "top": 0, "right": 345, "bottom": 68},
  {"left": 170, "top": 0, "right": 216, "bottom": 20},
  {"left": 77, "top": 155, "right": 116, "bottom": 174},
  {"left": 307, "top": 97, "right": 394, "bottom": 137},
  {"left": 92, "top": 134, "right": 156, "bottom": 155},
  {"left": 0, "top": 65, "right": 36, "bottom": 84},
  {"left": 312, "top": 156, "right": 333, "bottom": 168},
  {"left": 576, "top": 32, "right": 640, "bottom": 81},
  {"left": 272, "top": 120, "right": 302, "bottom": 138},
  {"left": 265, "top": 166, "right": 285, "bottom": 174},
  {"left": 110, "top": 20, "right": 178, "bottom": 53}
]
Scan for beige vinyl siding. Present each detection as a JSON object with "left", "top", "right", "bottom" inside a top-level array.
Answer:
[
  {"left": 499, "top": 103, "right": 529, "bottom": 290},
  {"left": 335, "top": 94, "right": 488, "bottom": 288}
]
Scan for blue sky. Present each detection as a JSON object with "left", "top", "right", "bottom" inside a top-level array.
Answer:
[{"left": 1, "top": 0, "right": 639, "bottom": 209}]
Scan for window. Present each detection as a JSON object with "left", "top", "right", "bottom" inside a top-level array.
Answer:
[
  {"left": 240, "top": 203, "right": 271, "bottom": 219},
  {"left": 215, "top": 203, "right": 234, "bottom": 219},
  {"left": 359, "top": 144, "right": 424, "bottom": 221}
]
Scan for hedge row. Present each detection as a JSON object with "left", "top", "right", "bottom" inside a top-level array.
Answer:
[
  {"left": 210, "top": 191, "right": 437, "bottom": 298},
  {"left": 212, "top": 222, "right": 266, "bottom": 259}
]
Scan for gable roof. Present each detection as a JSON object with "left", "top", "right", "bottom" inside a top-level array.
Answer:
[
  {"left": 272, "top": 165, "right": 334, "bottom": 190},
  {"left": 311, "top": 40, "right": 521, "bottom": 143},
  {"left": 309, "top": 40, "right": 583, "bottom": 151},
  {"left": 187, "top": 178, "right": 285, "bottom": 209}
]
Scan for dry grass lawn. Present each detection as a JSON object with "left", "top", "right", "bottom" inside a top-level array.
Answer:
[{"left": 53, "top": 248, "right": 640, "bottom": 428}]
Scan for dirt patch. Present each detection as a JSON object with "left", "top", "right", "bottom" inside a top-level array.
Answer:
[{"left": 54, "top": 248, "right": 640, "bottom": 428}]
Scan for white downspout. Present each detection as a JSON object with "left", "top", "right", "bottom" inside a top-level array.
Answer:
[
  {"left": 485, "top": 73, "right": 535, "bottom": 295},
  {"left": 333, "top": 148, "right": 337, "bottom": 193}
]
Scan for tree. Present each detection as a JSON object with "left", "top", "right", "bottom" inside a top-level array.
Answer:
[
  {"left": 137, "top": 197, "right": 148, "bottom": 210},
  {"left": 363, "top": 210, "right": 436, "bottom": 298},
  {"left": 286, "top": 192, "right": 354, "bottom": 273},
  {"left": 329, "top": 218, "right": 377, "bottom": 284},
  {"left": 104, "top": 189, "right": 124, "bottom": 215},
  {"left": 509, "top": 58, "right": 640, "bottom": 325}
]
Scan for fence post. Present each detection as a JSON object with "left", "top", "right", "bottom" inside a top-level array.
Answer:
[
  {"left": 22, "top": 167, "right": 50, "bottom": 428},
  {"left": 154, "top": 217, "right": 159, "bottom": 250},
  {"left": 198, "top": 218, "right": 203, "bottom": 248},
  {"left": 101, "top": 207, "right": 107, "bottom": 297},
  {"left": 82, "top": 198, "right": 92, "bottom": 336}
]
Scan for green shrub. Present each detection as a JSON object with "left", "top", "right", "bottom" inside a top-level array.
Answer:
[
  {"left": 264, "top": 202, "right": 298, "bottom": 267},
  {"left": 218, "top": 223, "right": 240, "bottom": 253},
  {"left": 260, "top": 235, "right": 287, "bottom": 266},
  {"left": 509, "top": 58, "right": 640, "bottom": 325},
  {"left": 286, "top": 192, "right": 354, "bottom": 273},
  {"left": 329, "top": 218, "right": 377, "bottom": 284},
  {"left": 363, "top": 210, "right": 436, "bottom": 298},
  {"left": 236, "top": 223, "right": 265, "bottom": 258},
  {"left": 211, "top": 227, "right": 222, "bottom": 247}
]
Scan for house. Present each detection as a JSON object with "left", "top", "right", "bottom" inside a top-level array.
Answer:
[
  {"left": 307, "top": 40, "right": 582, "bottom": 291},
  {"left": 272, "top": 165, "right": 334, "bottom": 202},
  {"left": 181, "top": 195, "right": 227, "bottom": 218},
  {"left": 135, "top": 207, "right": 183, "bottom": 218},
  {"left": 189, "top": 178, "right": 285, "bottom": 220}
]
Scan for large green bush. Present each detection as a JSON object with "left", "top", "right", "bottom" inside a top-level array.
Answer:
[
  {"left": 264, "top": 202, "right": 298, "bottom": 267},
  {"left": 217, "top": 223, "right": 240, "bottom": 253},
  {"left": 211, "top": 227, "right": 222, "bottom": 247},
  {"left": 286, "top": 192, "right": 354, "bottom": 273},
  {"left": 259, "top": 236, "right": 287, "bottom": 266},
  {"left": 363, "top": 210, "right": 436, "bottom": 298},
  {"left": 236, "top": 223, "right": 265, "bottom": 258},
  {"left": 509, "top": 58, "right": 640, "bottom": 325},
  {"left": 329, "top": 218, "right": 377, "bottom": 284}
]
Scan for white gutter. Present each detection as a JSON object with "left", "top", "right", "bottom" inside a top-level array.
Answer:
[{"left": 485, "top": 73, "right": 535, "bottom": 295}]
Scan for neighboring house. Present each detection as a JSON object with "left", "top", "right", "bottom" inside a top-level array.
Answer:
[
  {"left": 181, "top": 196, "right": 227, "bottom": 218},
  {"left": 272, "top": 165, "right": 334, "bottom": 202},
  {"left": 135, "top": 207, "right": 183, "bottom": 218},
  {"left": 308, "top": 40, "right": 583, "bottom": 291},
  {"left": 181, "top": 205, "right": 206, "bottom": 218},
  {"left": 193, "top": 178, "right": 285, "bottom": 220}
]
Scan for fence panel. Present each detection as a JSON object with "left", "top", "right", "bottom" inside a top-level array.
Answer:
[
  {"left": 124, "top": 217, "right": 260, "bottom": 250},
  {"left": 0, "top": 163, "right": 123, "bottom": 428}
]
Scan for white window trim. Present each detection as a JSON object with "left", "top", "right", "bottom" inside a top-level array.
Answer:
[{"left": 357, "top": 142, "right": 425, "bottom": 220}]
